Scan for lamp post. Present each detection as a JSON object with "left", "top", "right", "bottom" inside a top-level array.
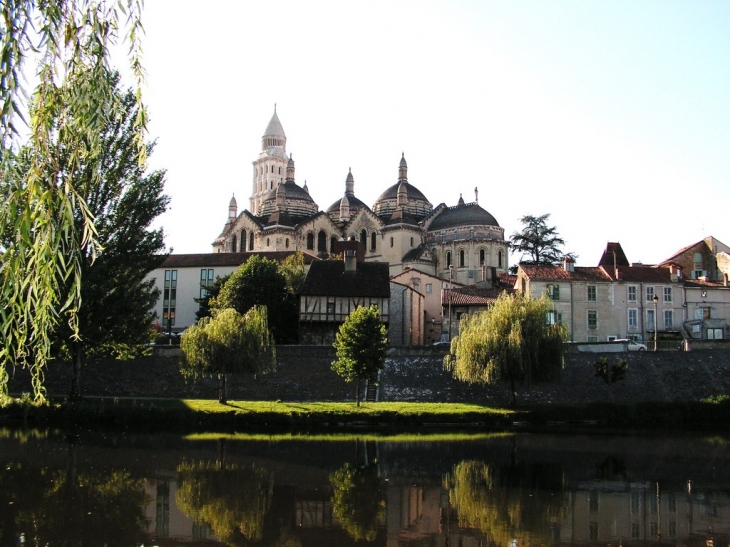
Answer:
[
  {"left": 448, "top": 265, "right": 454, "bottom": 342},
  {"left": 653, "top": 294, "right": 659, "bottom": 351}
]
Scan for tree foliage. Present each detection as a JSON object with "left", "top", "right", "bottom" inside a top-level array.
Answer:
[
  {"left": 42, "top": 74, "right": 168, "bottom": 399},
  {"left": 594, "top": 357, "right": 628, "bottom": 384},
  {"left": 330, "top": 463, "right": 385, "bottom": 542},
  {"left": 332, "top": 305, "right": 388, "bottom": 406},
  {"left": 180, "top": 307, "right": 276, "bottom": 404},
  {"left": 0, "top": 1, "right": 145, "bottom": 401},
  {"left": 445, "top": 459, "right": 566, "bottom": 546},
  {"left": 510, "top": 214, "right": 567, "bottom": 266},
  {"left": 176, "top": 459, "right": 275, "bottom": 545},
  {"left": 212, "top": 255, "right": 298, "bottom": 344},
  {"left": 445, "top": 293, "right": 567, "bottom": 405}
]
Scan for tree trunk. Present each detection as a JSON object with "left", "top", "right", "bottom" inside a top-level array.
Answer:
[
  {"left": 509, "top": 378, "right": 517, "bottom": 408},
  {"left": 68, "top": 342, "right": 83, "bottom": 401},
  {"left": 355, "top": 382, "right": 361, "bottom": 407},
  {"left": 218, "top": 374, "right": 228, "bottom": 404}
]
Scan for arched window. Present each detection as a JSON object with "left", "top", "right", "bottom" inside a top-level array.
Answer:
[
  {"left": 371, "top": 232, "right": 377, "bottom": 251},
  {"left": 410, "top": 237, "right": 414, "bottom": 247},
  {"left": 285, "top": 237, "right": 289, "bottom": 248},
  {"left": 479, "top": 249, "right": 485, "bottom": 266},
  {"left": 317, "top": 230, "right": 326, "bottom": 252},
  {"left": 241, "top": 229, "right": 247, "bottom": 252},
  {"left": 231, "top": 236, "right": 237, "bottom": 253},
  {"left": 360, "top": 229, "right": 367, "bottom": 246},
  {"left": 446, "top": 251, "right": 452, "bottom": 268},
  {"left": 330, "top": 236, "right": 337, "bottom": 254},
  {"left": 307, "top": 232, "right": 314, "bottom": 250},
  {"left": 249, "top": 232, "right": 254, "bottom": 250},
  {"left": 266, "top": 238, "right": 270, "bottom": 247},
  {"left": 459, "top": 249, "right": 465, "bottom": 268},
  {"left": 498, "top": 250, "right": 503, "bottom": 268},
  {"left": 390, "top": 237, "right": 394, "bottom": 248}
]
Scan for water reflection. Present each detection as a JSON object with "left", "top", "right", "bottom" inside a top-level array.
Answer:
[{"left": 0, "top": 430, "right": 728, "bottom": 546}]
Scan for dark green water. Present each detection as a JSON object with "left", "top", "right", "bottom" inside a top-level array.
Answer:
[{"left": 0, "top": 429, "right": 728, "bottom": 546}]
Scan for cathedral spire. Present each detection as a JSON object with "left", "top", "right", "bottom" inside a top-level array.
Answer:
[
  {"left": 345, "top": 168, "right": 354, "bottom": 196},
  {"left": 398, "top": 152, "right": 408, "bottom": 183}
]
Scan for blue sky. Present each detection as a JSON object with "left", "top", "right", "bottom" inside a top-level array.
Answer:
[{"left": 133, "top": 0, "right": 729, "bottom": 266}]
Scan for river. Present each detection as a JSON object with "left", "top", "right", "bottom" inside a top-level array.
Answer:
[{"left": 0, "top": 429, "right": 728, "bottom": 546}]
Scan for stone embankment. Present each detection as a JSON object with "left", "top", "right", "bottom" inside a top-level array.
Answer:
[{"left": 7, "top": 346, "right": 730, "bottom": 405}]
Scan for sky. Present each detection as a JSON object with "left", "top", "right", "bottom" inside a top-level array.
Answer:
[{"left": 127, "top": 0, "right": 729, "bottom": 267}]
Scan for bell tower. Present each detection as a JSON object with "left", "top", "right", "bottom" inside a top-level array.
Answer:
[{"left": 250, "top": 106, "right": 288, "bottom": 215}]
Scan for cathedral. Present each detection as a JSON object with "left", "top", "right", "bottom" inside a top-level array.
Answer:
[{"left": 213, "top": 109, "right": 509, "bottom": 286}]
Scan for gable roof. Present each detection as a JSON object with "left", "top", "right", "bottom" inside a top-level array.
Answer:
[
  {"left": 598, "top": 242, "right": 630, "bottom": 268},
  {"left": 160, "top": 251, "right": 317, "bottom": 269},
  {"left": 519, "top": 264, "right": 612, "bottom": 282},
  {"left": 443, "top": 285, "right": 507, "bottom": 306},
  {"left": 299, "top": 261, "right": 390, "bottom": 297}
]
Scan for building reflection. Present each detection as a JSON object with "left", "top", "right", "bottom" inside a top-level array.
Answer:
[{"left": 144, "top": 470, "right": 729, "bottom": 546}]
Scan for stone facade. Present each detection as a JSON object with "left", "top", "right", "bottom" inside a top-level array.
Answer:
[{"left": 212, "top": 110, "right": 510, "bottom": 287}]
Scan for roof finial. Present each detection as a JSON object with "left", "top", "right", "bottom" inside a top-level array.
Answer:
[
  {"left": 474, "top": 186, "right": 478, "bottom": 204},
  {"left": 274, "top": 103, "right": 277, "bottom": 112}
]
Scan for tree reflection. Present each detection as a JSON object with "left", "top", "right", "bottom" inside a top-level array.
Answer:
[
  {"left": 445, "top": 459, "right": 566, "bottom": 547},
  {"left": 329, "top": 463, "right": 385, "bottom": 542},
  {"left": 0, "top": 461, "right": 149, "bottom": 546},
  {"left": 176, "top": 459, "right": 275, "bottom": 545}
]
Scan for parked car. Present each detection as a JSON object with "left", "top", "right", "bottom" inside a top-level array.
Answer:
[
  {"left": 433, "top": 341, "right": 451, "bottom": 350},
  {"left": 614, "top": 339, "right": 647, "bottom": 351}
]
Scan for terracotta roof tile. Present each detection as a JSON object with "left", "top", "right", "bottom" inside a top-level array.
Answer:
[
  {"left": 160, "top": 251, "right": 317, "bottom": 269},
  {"left": 519, "top": 265, "right": 612, "bottom": 282},
  {"left": 442, "top": 285, "right": 508, "bottom": 306},
  {"left": 299, "top": 261, "right": 390, "bottom": 297}
]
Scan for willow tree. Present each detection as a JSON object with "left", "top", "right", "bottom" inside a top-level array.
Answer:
[
  {"left": 176, "top": 460, "right": 275, "bottom": 544},
  {"left": 445, "top": 293, "right": 567, "bottom": 406},
  {"left": 180, "top": 307, "right": 276, "bottom": 404},
  {"left": 0, "top": 1, "right": 145, "bottom": 401}
]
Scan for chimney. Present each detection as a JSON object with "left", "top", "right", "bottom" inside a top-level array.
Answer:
[
  {"left": 724, "top": 273, "right": 728, "bottom": 287},
  {"left": 344, "top": 250, "right": 357, "bottom": 272},
  {"left": 563, "top": 256, "right": 575, "bottom": 272}
]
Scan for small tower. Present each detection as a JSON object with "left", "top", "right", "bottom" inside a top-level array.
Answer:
[
  {"left": 228, "top": 194, "right": 238, "bottom": 221},
  {"left": 339, "top": 195, "right": 350, "bottom": 221},
  {"left": 251, "top": 107, "right": 288, "bottom": 215},
  {"left": 345, "top": 168, "right": 354, "bottom": 196},
  {"left": 398, "top": 152, "right": 408, "bottom": 183}
]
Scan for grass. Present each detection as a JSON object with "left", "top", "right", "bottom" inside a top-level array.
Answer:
[{"left": 1, "top": 395, "right": 729, "bottom": 434}]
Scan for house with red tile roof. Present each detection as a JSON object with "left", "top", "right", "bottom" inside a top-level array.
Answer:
[{"left": 516, "top": 246, "right": 686, "bottom": 346}]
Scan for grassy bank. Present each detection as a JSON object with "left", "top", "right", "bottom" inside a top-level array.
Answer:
[{"left": 2, "top": 395, "right": 729, "bottom": 433}]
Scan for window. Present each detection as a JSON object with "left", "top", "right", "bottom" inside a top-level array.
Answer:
[
  {"left": 628, "top": 286, "right": 637, "bottom": 302},
  {"left": 589, "top": 522, "right": 598, "bottom": 540},
  {"left": 266, "top": 238, "right": 270, "bottom": 247},
  {"left": 390, "top": 237, "right": 394, "bottom": 248},
  {"left": 587, "top": 336, "right": 598, "bottom": 342},
  {"left": 646, "top": 286, "right": 655, "bottom": 302},
  {"left": 330, "top": 236, "right": 337, "bottom": 254},
  {"left": 199, "top": 268, "right": 214, "bottom": 299},
  {"left": 231, "top": 235, "right": 237, "bottom": 252},
  {"left": 285, "top": 237, "right": 289, "bottom": 248},
  {"left": 425, "top": 283, "right": 432, "bottom": 294},
  {"left": 326, "top": 302, "right": 336, "bottom": 315},
  {"left": 628, "top": 308, "right": 638, "bottom": 328},
  {"left": 587, "top": 285, "right": 596, "bottom": 301},
  {"left": 588, "top": 310, "right": 597, "bottom": 330},
  {"left": 249, "top": 231, "right": 254, "bottom": 250},
  {"left": 446, "top": 251, "right": 452, "bottom": 269},
  {"left": 667, "top": 492, "right": 676, "bottom": 513},
  {"left": 664, "top": 309, "right": 673, "bottom": 329},
  {"left": 649, "top": 522, "right": 658, "bottom": 538},
  {"left": 668, "top": 521, "right": 677, "bottom": 537},
  {"left": 695, "top": 307, "right": 711, "bottom": 320},
  {"left": 708, "top": 328, "right": 724, "bottom": 339},
  {"left": 163, "top": 269, "right": 177, "bottom": 327},
  {"left": 647, "top": 309, "right": 655, "bottom": 330},
  {"left": 547, "top": 284, "right": 560, "bottom": 301},
  {"left": 410, "top": 237, "right": 414, "bottom": 247},
  {"left": 459, "top": 249, "right": 465, "bottom": 267},
  {"left": 589, "top": 491, "right": 598, "bottom": 513},
  {"left": 306, "top": 232, "right": 314, "bottom": 250},
  {"left": 479, "top": 249, "right": 485, "bottom": 266},
  {"left": 547, "top": 310, "right": 562, "bottom": 325},
  {"left": 241, "top": 229, "right": 247, "bottom": 251},
  {"left": 694, "top": 252, "right": 703, "bottom": 268},
  {"left": 498, "top": 250, "right": 503, "bottom": 268},
  {"left": 663, "top": 287, "right": 672, "bottom": 302},
  {"left": 371, "top": 232, "right": 377, "bottom": 251},
  {"left": 631, "top": 523, "right": 640, "bottom": 539},
  {"left": 631, "top": 493, "right": 641, "bottom": 514},
  {"left": 360, "top": 229, "right": 367, "bottom": 246},
  {"left": 317, "top": 230, "right": 326, "bottom": 252}
]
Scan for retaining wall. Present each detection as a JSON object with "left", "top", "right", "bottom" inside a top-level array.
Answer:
[{"left": 7, "top": 347, "right": 730, "bottom": 405}]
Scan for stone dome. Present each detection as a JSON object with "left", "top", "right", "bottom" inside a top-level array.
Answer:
[
  {"left": 372, "top": 154, "right": 432, "bottom": 221},
  {"left": 428, "top": 202, "right": 500, "bottom": 231}
]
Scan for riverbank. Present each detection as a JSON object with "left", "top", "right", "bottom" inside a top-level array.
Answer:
[{"left": 2, "top": 396, "right": 729, "bottom": 434}]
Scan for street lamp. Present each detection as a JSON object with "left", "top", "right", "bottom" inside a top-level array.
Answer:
[
  {"left": 653, "top": 294, "right": 659, "bottom": 351},
  {"left": 448, "top": 265, "right": 454, "bottom": 342}
]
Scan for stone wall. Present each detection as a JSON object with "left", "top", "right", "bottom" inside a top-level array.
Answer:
[{"left": 7, "top": 347, "right": 730, "bottom": 405}]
